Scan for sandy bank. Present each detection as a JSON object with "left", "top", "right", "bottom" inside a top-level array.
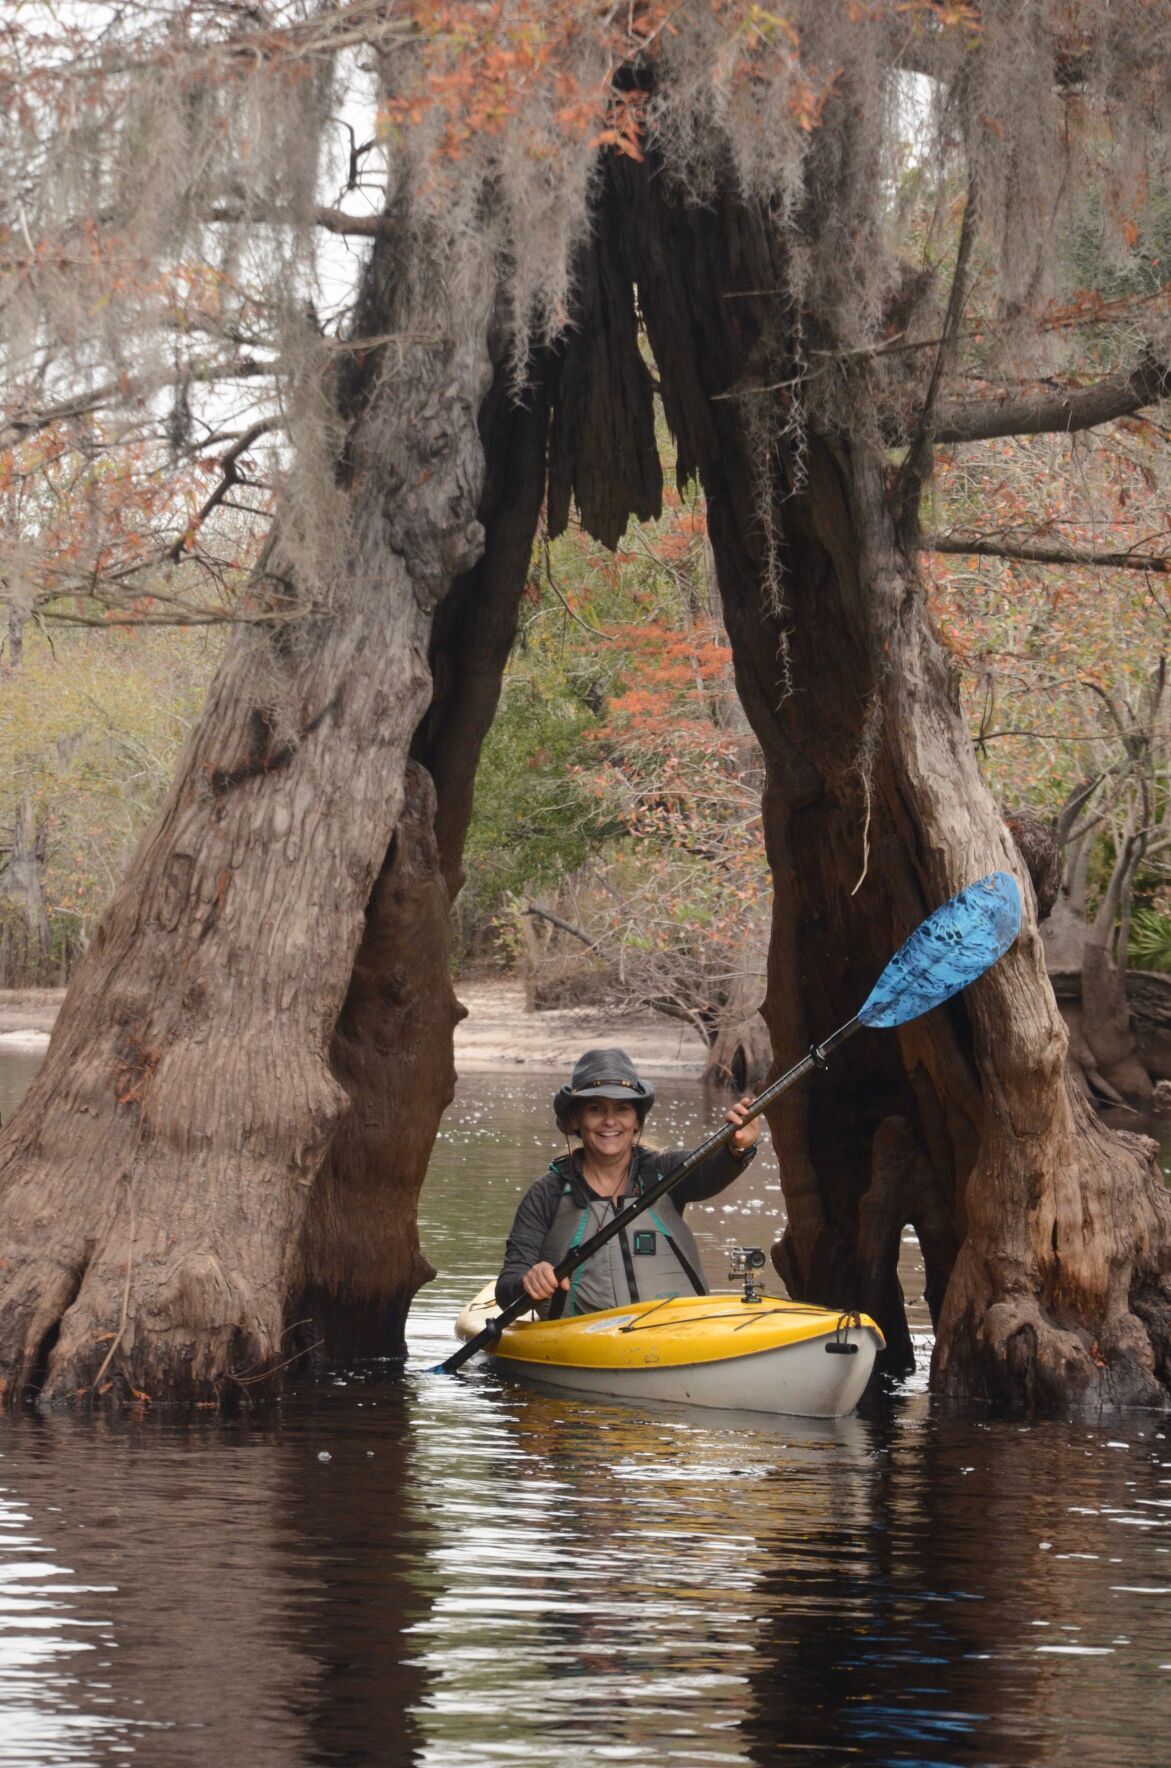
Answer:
[
  {"left": 452, "top": 981, "right": 707, "bottom": 1077},
  {"left": 0, "top": 990, "right": 63, "bottom": 1050},
  {"left": 0, "top": 982, "right": 707, "bottom": 1078}
]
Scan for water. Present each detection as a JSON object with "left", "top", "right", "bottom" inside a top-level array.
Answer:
[{"left": 1, "top": 1055, "right": 1171, "bottom": 1766}]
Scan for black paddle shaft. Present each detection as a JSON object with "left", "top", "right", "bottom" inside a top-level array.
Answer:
[{"left": 436, "top": 1016, "right": 861, "bottom": 1375}]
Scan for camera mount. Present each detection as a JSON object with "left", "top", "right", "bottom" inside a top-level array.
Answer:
[{"left": 728, "top": 1245, "right": 767, "bottom": 1303}]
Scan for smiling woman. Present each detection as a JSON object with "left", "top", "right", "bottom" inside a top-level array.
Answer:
[{"left": 495, "top": 1047, "right": 760, "bottom": 1319}]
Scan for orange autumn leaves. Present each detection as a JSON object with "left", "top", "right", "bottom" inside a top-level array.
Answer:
[
  {"left": 379, "top": 3, "right": 667, "bottom": 161},
  {"left": 379, "top": 1, "right": 842, "bottom": 167}
]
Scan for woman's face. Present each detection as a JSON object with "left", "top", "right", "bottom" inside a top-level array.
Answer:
[{"left": 574, "top": 1099, "right": 640, "bottom": 1165}]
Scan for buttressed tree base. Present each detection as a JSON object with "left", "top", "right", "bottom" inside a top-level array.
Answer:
[{"left": 1, "top": 2, "right": 1169, "bottom": 1410}]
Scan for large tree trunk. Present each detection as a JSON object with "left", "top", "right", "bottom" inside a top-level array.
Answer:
[
  {"left": 4, "top": 130, "right": 1169, "bottom": 1418},
  {"left": 0, "top": 223, "right": 497, "bottom": 1405},
  {"left": 611, "top": 154, "right": 1171, "bottom": 1411},
  {"left": 291, "top": 352, "right": 558, "bottom": 1365},
  {"left": 284, "top": 211, "right": 687, "bottom": 1373},
  {"left": 0, "top": 165, "right": 668, "bottom": 1403}
]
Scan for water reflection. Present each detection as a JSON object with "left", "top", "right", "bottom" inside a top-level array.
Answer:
[
  {"left": 0, "top": 1057, "right": 1169, "bottom": 1764},
  {"left": 275, "top": 1384, "right": 435, "bottom": 1766},
  {"left": 3, "top": 1383, "right": 1170, "bottom": 1766},
  {"left": 0, "top": 1481, "right": 121, "bottom": 1763},
  {"left": 401, "top": 1373, "right": 874, "bottom": 1765}
]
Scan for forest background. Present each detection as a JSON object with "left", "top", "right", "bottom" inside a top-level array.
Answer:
[
  {"left": 5, "top": 366, "right": 1171, "bottom": 1098},
  {"left": 5, "top": 12, "right": 1169, "bottom": 1111},
  {"left": 3, "top": 4, "right": 1171, "bottom": 1107}
]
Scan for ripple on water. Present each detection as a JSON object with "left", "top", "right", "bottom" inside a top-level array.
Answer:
[
  {"left": 0, "top": 1492, "right": 127, "bottom": 1763},
  {"left": 0, "top": 1069, "right": 1168, "bottom": 1764}
]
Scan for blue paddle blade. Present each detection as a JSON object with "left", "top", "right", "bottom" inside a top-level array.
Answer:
[{"left": 858, "top": 871, "right": 1022, "bottom": 1029}]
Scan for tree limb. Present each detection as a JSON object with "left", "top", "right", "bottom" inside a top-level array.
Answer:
[
  {"left": 924, "top": 532, "right": 1171, "bottom": 573},
  {"left": 1055, "top": 776, "right": 1104, "bottom": 846},
  {"left": 933, "top": 354, "right": 1171, "bottom": 445},
  {"left": 313, "top": 205, "right": 398, "bottom": 239},
  {"left": 1, "top": 356, "right": 270, "bottom": 445},
  {"left": 205, "top": 202, "right": 399, "bottom": 239},
  {"left": 522, "top": 903, "right": 602, "bottom": 950},
  {"left": 541, "top": 539, "right": 612, "bottom": 641},
  {"left": 164, "top": 419, "right": 282, "bottom": 565}
]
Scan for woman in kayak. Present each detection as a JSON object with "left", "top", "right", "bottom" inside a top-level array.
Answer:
[{"left": 495, "top": 1046, "right": 760, "bottom": 1318}]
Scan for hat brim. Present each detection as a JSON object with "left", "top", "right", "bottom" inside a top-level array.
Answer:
[
  {"left": 554, "top": 1079, "right": 655, "bottom": 1132},
  {"left": 568, "top": 1083, "right": 650, "bottom": 1103}
]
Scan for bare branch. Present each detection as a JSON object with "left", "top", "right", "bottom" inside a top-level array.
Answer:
[
  {"left": 204, "top": 201, "right": 398, "bottom": 238},
  {"left": 522, "top": 903, "right": 602, "bottom": 950},
  {"left": 1078, "top": 676, "right": 1130, "bottom": 738},
  {"left": 934, "top": 355, "right": 1171, "bottom": 446},
  {"left": 1055, "top": 776, "right": 1105, "bottom": 846},
  {"left": 0, "top": 356, "right": 271, "bottom": 445},
  {"left": 38, "top": 603, "right": 319, "bottom": 631},
  {"left": 924, "top": 533, "right": 1171, "bottom": 574},
  {"left": 164, "top": 419, "right": 281, "bottom": 565},
  {"left": 541, "top": 539, "right": 612, "bottom": 641}
]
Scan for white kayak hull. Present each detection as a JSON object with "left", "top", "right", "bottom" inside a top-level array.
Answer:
[
  {"left": 453, "top": 1287, "right": 883, "bottom": 1419},
  {"left": 487, "top": 1331, "right": 877, "bottom": 1416}
]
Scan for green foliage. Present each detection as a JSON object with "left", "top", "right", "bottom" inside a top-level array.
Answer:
[
  {"left": 458, "top": 664, "right": 613, "bottom": 938},
  {"left": 1063, "top": 187, "right": 1171, "bottom": 304},
  {"left": 1129, "top": 907, "right": 1171, "bottom": 974}
]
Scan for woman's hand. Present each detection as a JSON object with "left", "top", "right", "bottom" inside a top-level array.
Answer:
[
  {"left": 522, "top": 1261, "right": 570, "bottom": 1301},
  {"left": 725, "top": 1096, "right": 761, "bottom": 1155}
]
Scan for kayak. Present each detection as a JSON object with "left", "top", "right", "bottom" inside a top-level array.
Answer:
[{"left": 453, "top": 1282, "right": 884, "bottom": 1418}]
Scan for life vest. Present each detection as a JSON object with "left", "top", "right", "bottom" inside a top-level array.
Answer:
[{"left": 540, "top": 1150, "right": 709, "bottom": 1318}]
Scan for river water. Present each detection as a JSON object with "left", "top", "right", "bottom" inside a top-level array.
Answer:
[{"left": 1, "top": 1048, "right": 1170, "bottom": 1766}]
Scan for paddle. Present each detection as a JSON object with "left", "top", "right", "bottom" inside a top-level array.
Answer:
[{"left": 434, "top": 869, "right": 1022, "bottom": 1376}]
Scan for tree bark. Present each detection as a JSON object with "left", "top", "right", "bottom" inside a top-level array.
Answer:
[
  {"left": 0, "top": 173, "right": 683, "bottom": 1404},
  {"left": 416, "top": 352, "right": 559, "bottom": 895},
  {"left": 292, "top": 352, "right": 559, "bottom": 1364},
  {"left": 287, "top": 220, "right": 672, "bottom": 1367},
  {"left": 702, "top": 967, "right": 772, "bottom": 1093},
  {"left": 0, "top": 794, "right": 52, "bottom": 987},
  {"left": 0, "top": 221, "right": 497, "bottom": 1405},
  {"left": 611, "top": 153, "right": 1171, "bottom": 1411},
  {"left": 291, "top": 761, "right": 460, "bottom": 1363},
  {"left": 1077, "top": 831, "right": 1153, "bottom": 1104}
]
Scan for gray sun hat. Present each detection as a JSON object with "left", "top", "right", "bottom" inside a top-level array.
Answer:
[{"left": 553, "top": 1047, "right": 655, "bottom": 1133}]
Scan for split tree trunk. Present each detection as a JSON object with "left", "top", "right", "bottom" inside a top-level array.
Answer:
[
  {"left": 0, "top": 223, "right": 498, "bottom": 1404},
  {"left": 3, "top": 133, "right": 1169, "bottom": 1415}
]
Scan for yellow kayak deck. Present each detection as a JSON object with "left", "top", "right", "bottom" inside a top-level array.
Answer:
[{"left": 455, "top": 1287, "right": 884, "bottom": 1370}]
